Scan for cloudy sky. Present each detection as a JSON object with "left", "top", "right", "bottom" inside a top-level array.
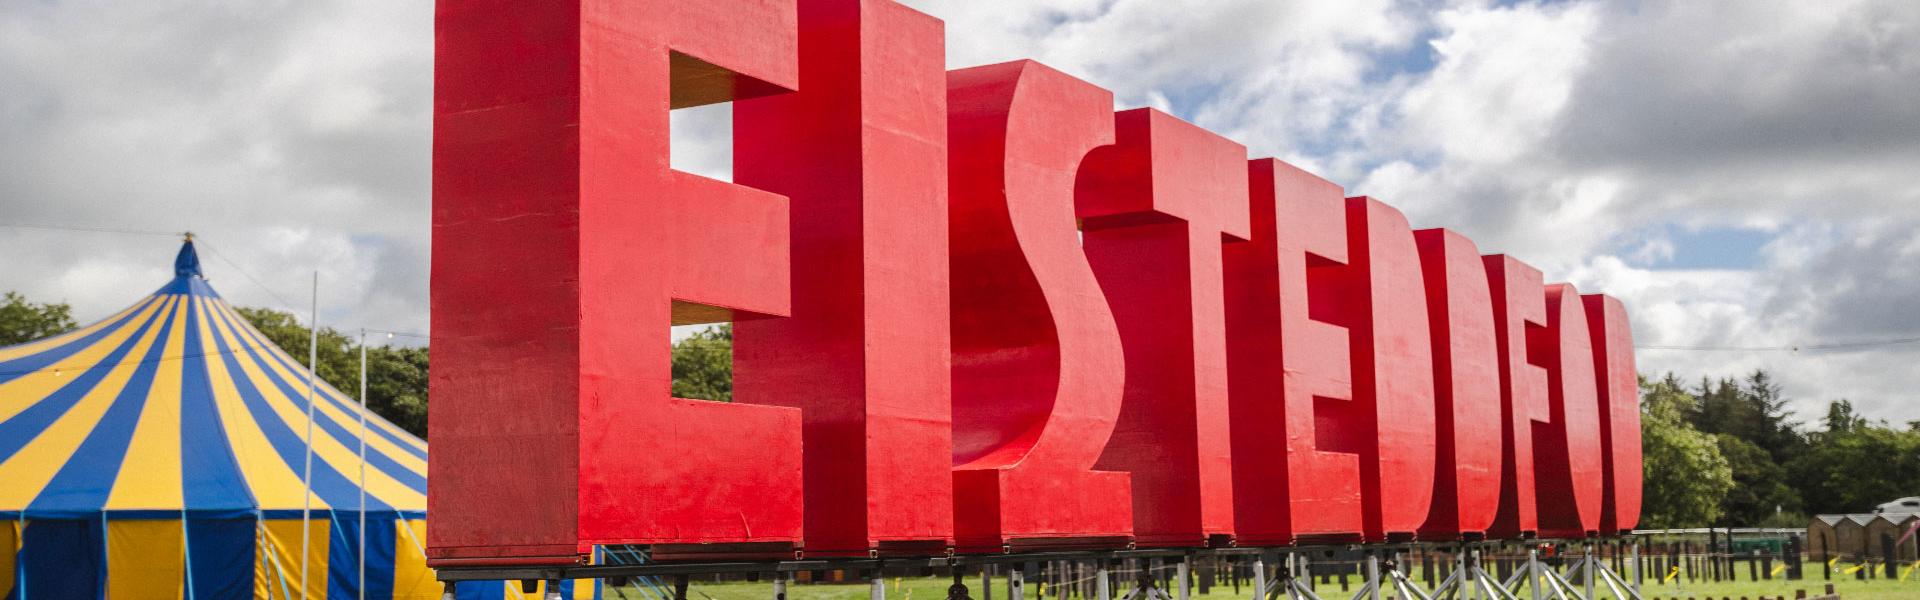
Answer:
[{"left": 3, "top": 1, "right": 1916, "bottom": 423}]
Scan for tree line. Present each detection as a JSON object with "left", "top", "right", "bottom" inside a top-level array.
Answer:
[
  {"left": 1640, "top": 371, "right": 1920, "bottom": 528},
  {"left": 0, "top": 293, "right": 427, "bottom": 437},
  {"left": 4, "top": 292, "right": 1913, "bottom": 526}
]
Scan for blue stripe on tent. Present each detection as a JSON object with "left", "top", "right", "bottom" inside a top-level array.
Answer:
[
  {"left": 201, "top": 306, "right": 394, "bottom": 513},
  {"left": 0, "top": 297, "right": 157, "bottom": 386},
  {"left": 204, "top": 304, "right": 425, "bottom": 494},
  {"left": 0, "top": 303, "right": 168, "bottom": 465},
  {"left": 0, "top": 298, "right": 157, "bottom": 386},
  {"left": 25, "top": 306, "right": 181, "bottom": 518},
  {"left": 181, "top": 297, "right": 256, "bottom": 514},
  {"left": 218, "top": 332, "right": 428, "bottom": 494},
  {"left": 186, "top": 517, "right": 254, "bottom": 600},
  {"left": 10, "top": 519, "right": 104, "bottom": 600},
  {"left": 154, "top": 275, "right": 220, "bottom": 298},
  {"left": 454, "top": 580, "right": 504, "bottom": 600},
  {"left": 215, "top": 305, "right": 428, "bottom": 464},
  {"left": 328, "top": 513, "right": 398, "bottom": 600}
]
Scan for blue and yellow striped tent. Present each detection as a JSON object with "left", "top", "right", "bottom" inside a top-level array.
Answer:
[
  {"left": 0, "top": 240, "right": 451, "bottom": 599},
  {"left": 1, "top": 240, "right": 603, "bottom": 600}
]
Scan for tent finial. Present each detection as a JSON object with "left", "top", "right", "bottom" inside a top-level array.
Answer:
[{"left": 175, "top": 235, "right": 203, "bottom": 279}]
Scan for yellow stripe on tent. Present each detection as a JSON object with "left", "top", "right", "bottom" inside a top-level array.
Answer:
[
  {"left": 106, "top": 299, "right": 191, "bottom": 510},
  {"left": 393, "top": 518, "right": 443, "bottom": 600},
  {"left": 0, "top": 297, "right": 150, "bottom": 363},
  {"left": 204, "top": 304, "right": 424, "bottom": 510},
  {"left": 107, "top": 519, "right": 185, "bottom": 600},
  {"left": 195, "top": 299, "right": 326, "bottom": 511},
  {"left": 212, "top": 301, "right": 429, "bottom": 473},
  {"left": 262, "top": 519, "right": 330, "bottom": 600},
  {"left": 0, "top": 297, "right": 176, "bottom": 510},
  {"left": 0, "top": 297, "right": 167, "bottom": 425},
  {"left": 216, "top": 301, "right": 428, "bottom": 457}
]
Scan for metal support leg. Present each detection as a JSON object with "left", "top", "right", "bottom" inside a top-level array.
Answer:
[
  {"left": 1363, "top": 553, "right": 1381, "bottom": 600},
  {"left": 1527, "top": 549, "right": 1541, "bottom": 600},
  {"left": 873, "top": 570, "right": 887, "bottom": 600},
  {"left": 1582, "top": 546, "right": 1594, "bottom": 600},
  {"left": 985, "top": 565, "right": 994, "bottom": 600},
  {"left": 1011, "top": 567, "right": 1025, "bottom": 600},
  {"left": 1252, "top": 554, "right": 1268, "bottom": 600},
  {"left": 442, "top": 581, "right": 456, "bottom": 600},
  {"left": 1627, "top": 542, "right": 1640, "bottom": 596},
  {"left": 1178, "top": 557, "right": 1191, "bottom": 600},
  {"left": 1098, "top": 562, "right": 1112, "bottom": 600},
  {"left": 1301, "top": 554, "right": 1313, "bottom": 593},
  {"left": 774, "top": 574, "right": 788, "bottom": 600}
]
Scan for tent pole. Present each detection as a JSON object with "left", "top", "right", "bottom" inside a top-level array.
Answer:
[
  {"left": 300, "top": 270, "right": 318, "bottom": 600},
  {"left": 360, "top": 327, "right": 370, "bottom": 600}
]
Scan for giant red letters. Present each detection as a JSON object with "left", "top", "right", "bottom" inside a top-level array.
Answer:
[
  {"left": 1414, "top": 229, "right": 1503, "bottom": 540},
  {"left": 947, "top": 60, "right": 1133, "bottom": 550},
  {"left": 1485, "top": 256, "right": 1549, "bottom": 539},
  {"left": 1534, "top": 283, "right": 1604, "bottom": 538},
  {"left": 1081, "top": 109, "right": 1249, "bottom": 547},
  {"left": 429, "top": 0, "right": 1647, "bottom": 562},
  {"left": 430, "top": 0, "right": 803, "bottom": 562},
  {"left": 1586, "top": 294, "right": 1643, "bottom": 534},
  {"left": 1225, "top": 160, "right": 1357, "bottom": 543},
  {"left": 731, "top": 0, "right": 953, "bottom": 555},
  {"left": 1342, "top": 197, "right": 1439, "bottom": 541}
]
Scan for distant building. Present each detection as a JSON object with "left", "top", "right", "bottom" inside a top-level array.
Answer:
[{"left": 1810, "top": 512, "right": 1918, "bottom": 561}]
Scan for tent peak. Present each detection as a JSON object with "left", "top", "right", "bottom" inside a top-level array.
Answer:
[{"left": 175, "top": 235, "right": 203, "bottom": 279}]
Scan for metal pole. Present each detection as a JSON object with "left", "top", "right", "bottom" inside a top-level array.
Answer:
[
  {"left": 872, "top": 570, "right": 886, "bottom": 600},
  {"left": 299, "top": 271, "right": 318, "bottom": 600},
  {"left": 984, "top": 565, "right": 994, "bottom": 600},
  {"left": 1167, "top": 553, "right": 1182, "bottom": 600},
  {"left": 1098, "top": 562, "right": 1111, "bottom": 600},
  {"left": 1011, "top": 566, "right": 1026, "bottom": 600},
  {"left": 546, "top": 579, "right": 564, "bottom": 600},
  {"left": 1583, "top": 545, "right": 1594, "bottom": 600},
  {"left": 1301, "top": 554, "right": 1312, "bottom": 593},
  {"left": 1366, "top": 553, "right": 1380, "bottom": 600},
  {"left": 1252, "top": 554, "right": 1267, "bottom": 600},
  {"left": 774, "top": 573, "right": 787, "bottom": 600},
  {"left": 1470, "top": 549, "right": 1482, "bottom": 600},
  {"left": 1628, "top": 539, "right": 1640, "bottom": 595},
  {"left": 1526, "top": 548, "right": 1540, "bottom": 600},
  {"left": 358, "top": 328, "right": 369, "bottom": 600}
]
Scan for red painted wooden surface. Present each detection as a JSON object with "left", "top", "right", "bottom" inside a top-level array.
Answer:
[
  {"left": 947, "top": 60, "right": 1133, "bottom": 550},
  {"left": 1534, "top": 283, "right": 1604, "bottom": 538},
  {"left": 1081, "top": 108, "right": 1250, "bottom": 547},
  {"left": 1342, "top": 197, "right": 1438, "bottom": 541},
  {"left": 1414, "top": 229, "right": 1502, "bottom": 539},
  {"left": 732, "top": 0, "right": 954, "bottom": 556},
  {"left": 1224, "top": 159, "right": 1358, "bottom": 544},
  {"left": 1586, "top": 294, "right": 1642, "bottom": 534},
  {"left": 429, "top": 0, "right": 804, "bottom": 562},
  {"left": 1484, "top": 256, "right": 1548, "bottom": 539}
]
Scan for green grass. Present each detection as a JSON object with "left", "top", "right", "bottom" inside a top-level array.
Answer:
[{"left": 596, "top": 564, "right": 1920, "bottom": 600}]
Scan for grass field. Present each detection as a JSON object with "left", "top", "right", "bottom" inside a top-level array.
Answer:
[{"left": 593, "top": 563, "right": 1920, "bottom": 600}]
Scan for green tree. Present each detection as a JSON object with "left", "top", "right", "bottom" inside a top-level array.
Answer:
[
  {"left": 1685, "top": 371, "right": 1806, "bottom": 465},
  {"left": 0, "top": 291, "right": 78, "bottom": 346},
  {"left": 1714, "top": 433, "right": 1802, "bottom": 525},
  {"left": 1789, "top": 403, "right": 1920, "bottom": 514},
  {"left": 672, "top": 324, "right": 733, "bottom": 401},
  {"left": 234, "top": 306, "right": 428, "bottom": 437},
  {"left": 1639, "top": 375, "right": 1735, "bottom": 528}
]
